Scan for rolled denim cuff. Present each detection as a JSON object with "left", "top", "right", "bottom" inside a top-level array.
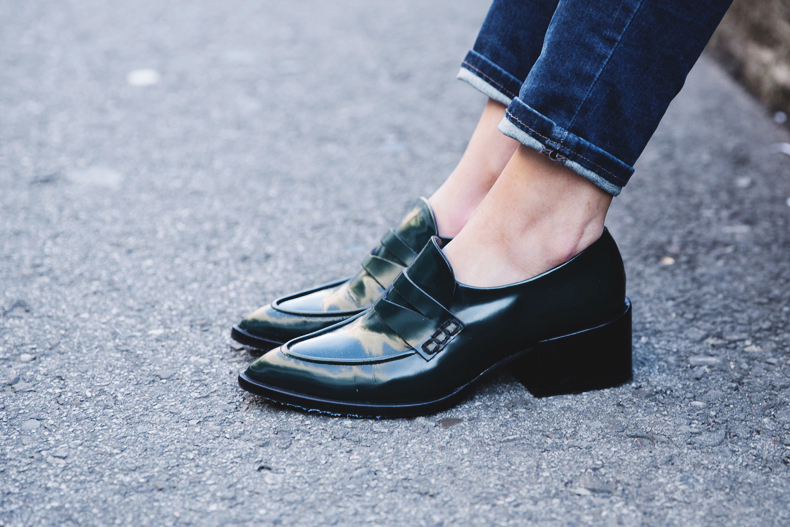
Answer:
[
  {"left": 456, "top": 50, "right": 521, "bottom": 107},
  {"left": 500, "top": 98, "right": 633, "bottom": 196}
]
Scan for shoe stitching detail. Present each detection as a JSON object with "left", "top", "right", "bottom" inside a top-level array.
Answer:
[{"left": 421, "top": 319, "right": 462, "bottom": 355}]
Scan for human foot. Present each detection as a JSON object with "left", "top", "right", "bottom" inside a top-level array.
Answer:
[{"left": 443, "top": 144, "right": 613, "bottom": 287}]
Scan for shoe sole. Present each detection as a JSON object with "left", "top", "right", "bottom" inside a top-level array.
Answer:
[
  {"left": 230, "top": 326, "right": 284, "bottom": 351},
  {"left": 238, "top": 298, "right": 632, "bottom": 418}
]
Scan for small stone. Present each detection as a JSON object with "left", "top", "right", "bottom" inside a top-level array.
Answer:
[
  {"left": 352, "top": 467, "right": 372, "bottom": 478},
  {"left": 728, "top": 424, "right": 750, "bottom": 439},
  {"left": 568, "top": 487, "right": 592, "bottom": 496},
  {"left": 577, "top": 474, "right": 614, "bottom": 494},
  {"left": 264, "top": 473, "right": 284, "bottom": 486},
  {"left": 690, "top": 401, "right": 706, "bottom": 407},
  {"left": 229, "top": 341, "right": 245, "bottom": 351},
  {"left": 127, "top": 69, "right": 160, "bottom": 87},
  {"left": 18, "top": 353, "right": 35, "bottom": 363},
  {"left": 148, "top": 329, "right": 165, "bottom": 336},
  {"left": 21, "top": 419, "right": 40, "bottom": 431},
  {"left": 372, "top": 423, "right": 389, "bottom": 434},
  {"left": 3, "top": 301, "right": 30, "bottom": 317},
  {"left": 703, "top": 390, "right": 724, "bottom": 402},
  {"left": 775, "top": 111, "right": 788, "bottom": 124},
  {"left": 687, "top": 329, "right": 708, "bottom": 342},
  {"left": 721, "top": 224, "right": 751, "bottom": 235},
  {"left": 693, "top": 430, "right": 726, "bottom": 448},
  {"left": 156, "top": 369, "right": 177, "bottom": 380},
  {"left": 52, "top": 446, "right": 69, "bottom": 459},
  {"left": 438, "top": 418, "right": 463, "bottom": 428},
  {"left": 12, "top": 382, "right": 34, "bottom": 392},
  {"left": 735, "top": 177, "right": 752, "bottom": 189},
  {"left": 68, "top": 167, "right": 124, "bottom": 189},
  {"left": 660, "top": 256, "right": 675, "bottom": 266},
  {"left": 5, "top": 375, "right": 20, "bottom": 385},
  {"left": 689, "top": 356, "right": 722, "bottom": 367}
]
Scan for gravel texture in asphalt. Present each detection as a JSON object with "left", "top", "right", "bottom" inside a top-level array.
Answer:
[{"left": 1, "top": 1, "right": 789, "bottom": 525}]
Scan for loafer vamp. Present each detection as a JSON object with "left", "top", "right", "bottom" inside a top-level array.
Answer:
[
  {"left": 276, "top": 279, "right": 364, "bottom": 314},
  {"left": 244, "top": 308, "right": 519, "bottom": 405},
  {"left": 239, "top": 298, "right": 355, "bottom": 345}
]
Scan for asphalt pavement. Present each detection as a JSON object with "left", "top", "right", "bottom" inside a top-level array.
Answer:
[{"left": 1, "top": 1, "right": 790, "bottom": 525}]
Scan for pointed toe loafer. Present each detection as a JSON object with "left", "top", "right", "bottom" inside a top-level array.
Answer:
[
  {"left": 239, "top": 229, "right": 633, "bottom": 417},
  {"left": 231, "top": 197, "right": 451, "bottom": 350}
]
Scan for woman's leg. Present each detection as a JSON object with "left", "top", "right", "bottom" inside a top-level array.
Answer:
[
  {"left": 428, "top": 99, "right": 518, "bottom": 238},
  {"left": 428, "top": 0, "right": 560, "bottom": 238},
  {"left": 446, "top": 0, "right": 733, "bottom": 286}
]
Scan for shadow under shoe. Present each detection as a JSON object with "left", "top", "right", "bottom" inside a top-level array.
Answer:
[
  {"left": 231, "top": 198, "right": 451, "bottom": 350},
  {"left": 239, "top": 229, "right": 632, "bottom": 417}
]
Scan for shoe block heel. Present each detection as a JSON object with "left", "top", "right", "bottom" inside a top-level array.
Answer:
[{"left": 509, "top": 298, "right": 632, "bottom": 397}]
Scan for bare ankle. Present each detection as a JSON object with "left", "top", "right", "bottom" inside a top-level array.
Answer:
[
  {"left": 428, "top": 99, "right": 519, "bottom": 237},
  {"left": 442, "top": 145, "right": 612, "bottom": 287}
]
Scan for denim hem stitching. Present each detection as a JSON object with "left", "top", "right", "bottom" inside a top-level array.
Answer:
[
  {"left": 505, "top": 109, "right": 629, "bottom": 185},
  {"left": 461, "top": 61, "right": 518, "bottom": 100},
  {"left": 499, "top": 119, "right": 622, "bottom": 196}
]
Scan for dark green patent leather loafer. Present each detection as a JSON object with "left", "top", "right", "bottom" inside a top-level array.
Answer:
[
  {"left": 238, "top": 228, "right": 632, "bottom": 417},
  {"left": 231, "top": 198, "right": 450, "bottom": 350}
]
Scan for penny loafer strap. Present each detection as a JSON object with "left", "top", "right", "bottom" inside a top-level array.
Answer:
[
  {"left": 374, "top": 272, "right": 464, "bottom": 361},
  {"left": 392, "top": 270, "right": 454, "bottom": 322},
  {"left": 360, "top": 254, "right": 405, "bottom": 289},
  {"left": 380, "top": 229, "right": 419, "bottom": 266}
]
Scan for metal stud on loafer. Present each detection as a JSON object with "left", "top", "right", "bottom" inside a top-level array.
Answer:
[
  {"left": 238, "top": 229, "right": 632, "bottom": 417},
  {"left": 231, "top": 198, "right": 451, "bottom": 350}
]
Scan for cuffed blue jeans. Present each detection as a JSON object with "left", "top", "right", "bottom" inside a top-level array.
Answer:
[{"left": 459, "top": 0, "right": 733, "bottom": 195}]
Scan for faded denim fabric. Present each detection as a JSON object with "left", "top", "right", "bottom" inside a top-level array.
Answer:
[{"left": 459, "top": 0, "right": 733, "bottom": 195}]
